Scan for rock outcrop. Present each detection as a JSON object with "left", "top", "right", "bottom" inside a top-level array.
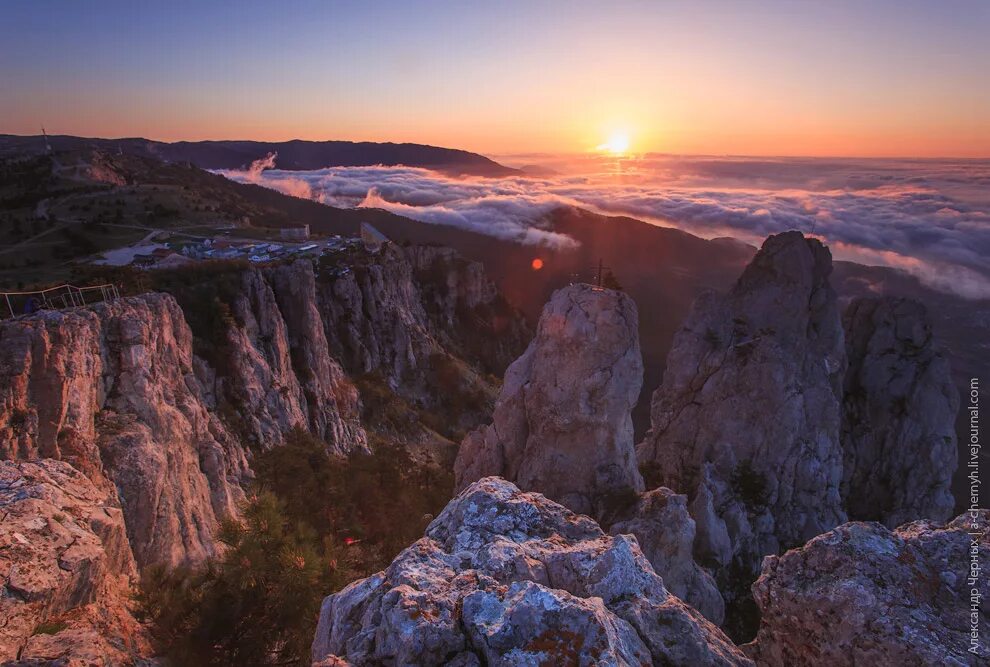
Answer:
[
  {"left": 265, "top": 260, "right": 365, "bottom": 454},
  {"left": 315, "top": 243, "right": 527, "bottom": 438},
  {"left": 312, "top": 477, "right": 752, "bottom": 666},
  {"left": 454, "top": 283, "right": 644, "bottom": 517},
  {"left": 0, "top": 459, "right": 153, "bottom": 665},
  {"left": 316, "top": 243, "right": 434, "bottom": 387},
  {"left": 842, "top": 296, "right": 959, "bottom": 527},
  {"left": 637, "top": 231, "right": 847, "bottom": 636},
  {"left": 749, "top": 511, "right": 990, "bottom": 666},
  {"left": 608, "top": 487, "right": 725, "bottom": 625},
  {"left": 1, "top": 242, "right": 523, "bottom": 572},
  {"left": 0, "top": 293, "right": 249, "bottom": 568},
  {"left": 186, "top": 262, "right": 367, "bottom": 457},
  {"left": 0, "top": 240, "right": 533, "bottom": 661},
  {"left": 405, "top": 244, "right": 530, "bottom": 375},
  {"left": 210, "top": 266, "right": 310, "bottom": 449}
]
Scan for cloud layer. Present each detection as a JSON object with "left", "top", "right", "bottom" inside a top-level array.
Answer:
[{"left": 219, "top": 155, "right": 990, "bottom": 299}]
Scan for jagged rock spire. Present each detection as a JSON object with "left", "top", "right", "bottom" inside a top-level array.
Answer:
[
  {"left": 637, "top": 230, "right": 847, "bottom": 638},
  {"left": 454, "top": 282, "right": 644, "bottom": 517}
]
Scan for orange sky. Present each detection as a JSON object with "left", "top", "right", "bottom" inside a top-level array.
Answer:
[{"left": 2, "top": 2, "right": 989, "bottom": 158}]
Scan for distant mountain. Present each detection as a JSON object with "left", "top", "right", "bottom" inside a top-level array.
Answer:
[{"left": 0, "top": 134, "right": 518, "bottom": 177}]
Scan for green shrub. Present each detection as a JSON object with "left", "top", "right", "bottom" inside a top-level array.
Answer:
[
  {"left": 353, "top": 372, "right": 414, "bottom": 429},
  {"left": 254, "top": 428, "right": 452, "bottom": 569},
  {"left": 140, "top": 429, "right": 454, "bottom": 665},
  {"left": 730, "top": 460, "right": 769, "bottom": 511},
  {"left": 33, "top": 620, "right": 68, "bottom": 636},
  {"left": 138, "top": 492, "right": 360, "bottom": 666}
]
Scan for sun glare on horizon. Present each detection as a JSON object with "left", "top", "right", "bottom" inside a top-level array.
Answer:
[{"left": 598, "top": 132, "right": 631, "bottom": 155}]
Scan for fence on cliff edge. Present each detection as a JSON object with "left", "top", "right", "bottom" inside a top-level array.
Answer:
[{"left": 1, "top": 283, "right": 120, "bottom": 320}]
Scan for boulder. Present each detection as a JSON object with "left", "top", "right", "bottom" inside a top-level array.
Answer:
[
  {"left": 842, "top": 296, "right": 959, "bottom": 527},
  {"left": 455, "top": 284, "right": 644, "bottom": 516},
  {"left": 748, "top": 511, "right": 990, "bottom": 666},
  {"left": 312, "top": 477, "right": 752, "bottom": 666}
]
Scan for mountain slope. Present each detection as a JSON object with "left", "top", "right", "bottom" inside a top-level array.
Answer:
[{"left": 0, "top": 135, "right": 518, "bottom": 176}]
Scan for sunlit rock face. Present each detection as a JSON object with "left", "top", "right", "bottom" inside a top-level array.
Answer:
[
  {"left": 0, "top": 294, "right": 249, "bottom": 568},
  {"left": 637, "top": 231, "right": 847, "bottom": 637},
  {"left": 454, "top": 283, "right": 644, "bottom": 517},
  {"left": 311, "top": 477, "right": 752, "bottom": 667},
  {"left": 0, "top": 242, "right": 522, "bottom": 572},
  {"left": 208, "top": 265, "right": 311, "bottom": 449},
  {"left": 0, "top": 459, "right": 153, "bottom": 665},
  {"left": 316, "top": 243, "right": 434, "bottom": 386},
  {"left": 747, "top": 512, "right": 990, "bottom": 666},
  {"left": 264, "top": 260, "right": 366, "bottom": 453},
  {"left": 841, "top": 295, "right": 959, "bottom": 527}
]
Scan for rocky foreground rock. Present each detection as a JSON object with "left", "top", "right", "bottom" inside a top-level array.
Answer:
[
  {"left": 454, "top": 283, "right": 644, "bottom": 517},
  {"left": 748, "top": 511, "right": 990, "bottom": 666},
  {"left": 637, "top": 231, "right": 848, "bottom": 635},
  {"left": 841, "top": 296, "right": 959, "bottom": 527},
  {"left": 0, "top": 459, "right": 152, "bottom": 665},
  {"left": 312, "top": 477, "right": 751, "bottom": 666}
]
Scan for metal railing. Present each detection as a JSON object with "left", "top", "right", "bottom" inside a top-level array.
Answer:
[{"left": 1, "top": 283, "right": 120, "bottom": 320}]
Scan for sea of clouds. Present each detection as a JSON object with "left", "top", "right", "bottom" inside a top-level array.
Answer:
[{"left": 219, "top": 153, "right": 990, "bottom": 299}]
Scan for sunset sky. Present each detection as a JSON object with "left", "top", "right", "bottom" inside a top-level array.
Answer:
[{"left": 2, "top": 0, "right": 989, "bottom": 157}]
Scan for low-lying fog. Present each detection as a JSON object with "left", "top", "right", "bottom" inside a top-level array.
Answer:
[{"left": 220, "top": 153, "right": 990, "bottom": 300}]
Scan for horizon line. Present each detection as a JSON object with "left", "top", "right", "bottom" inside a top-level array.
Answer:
[{"left": 3, "top": 131, "right": 989, "bottom": 163}]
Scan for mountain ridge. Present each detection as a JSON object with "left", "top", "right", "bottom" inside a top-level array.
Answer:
[{"left": 0, "top": 134, "right": 519, "bottom": 177}]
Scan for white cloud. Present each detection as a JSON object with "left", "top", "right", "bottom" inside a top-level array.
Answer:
[{"left": 219, "top": 155, "right": 990, "bottom": 299}]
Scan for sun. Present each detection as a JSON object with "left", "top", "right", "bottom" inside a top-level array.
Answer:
[{"left": 598, "top": 132, "right": 631, "bottom": 155}]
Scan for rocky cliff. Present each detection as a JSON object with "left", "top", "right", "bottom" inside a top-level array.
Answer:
[
  {"left": 406, "top": 244, "right": 530, "bottom": 375},
  {"left": 748, "top": 511, "right": 989, "bottom": 666},
  {"left": 454, "top": 283, "right": 644, "bottom": 516},
  {"left": 0, "top": 240, "right": 528, "bottom": 662},
  {"left": 453, "top": 283, "right": 724, "bottom": 622},
  {"left": 315, "top": 243, "right": 528, "bottom": 439},
  {"left": 637, "top": 231, "right": 848, "bottom": 636},
  {"left": 842, "top": 296, "right": 959, "bottom": 527},
  {"left": 0, "top": 293, "right": 249, "bottom": 569},
  {"left": 311, "top": 477, "right": 751, "bottom": 666},
  {"left": 0, "top": 460, "right": 153, "bottom": 665},
  {"left": 1, "top": 230, "right": 971, "bottom": 663}
]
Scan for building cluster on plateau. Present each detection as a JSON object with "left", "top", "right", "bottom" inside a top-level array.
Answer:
[{"left": 125, "top": 223, "right": 389, "bottom": 270}]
